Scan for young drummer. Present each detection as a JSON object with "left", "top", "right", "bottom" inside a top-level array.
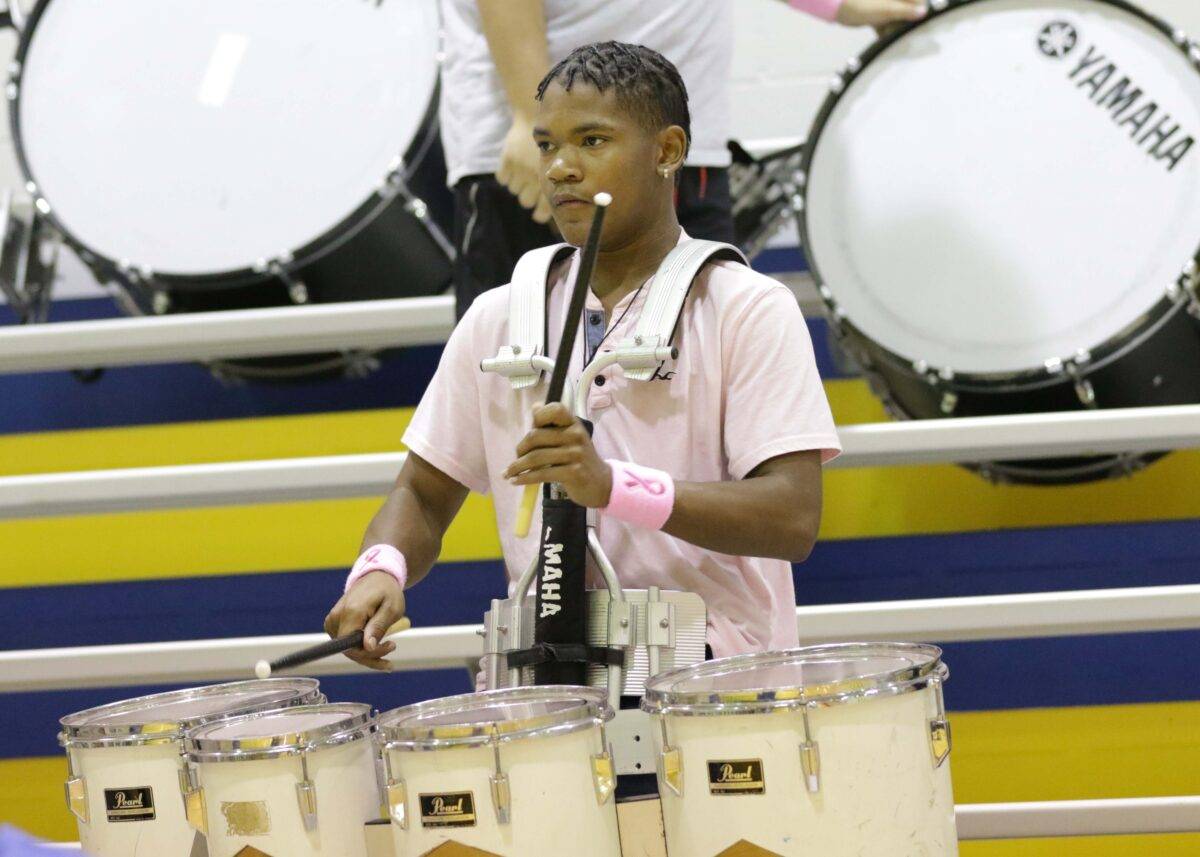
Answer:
[{"left": 325, "top": 42, "right": 841, "bottom": 671}]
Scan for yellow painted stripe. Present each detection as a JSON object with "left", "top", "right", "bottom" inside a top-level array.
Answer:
[
  {"left": 0, "top": 408, "right": 417, "bottom": 477},
  {"left": 5, "top": 378, "right": 1200, "bottom": 589},
  {"left": 5, "top": 701, "right": 1198, "bottom": 848},
  {"left": 0, "top": 381, "right": 875, "bottom": 479},
  {"left": 0, "top": 495, "right": 501, "bottom": 588},
  {"left": 6, "top": 449, "right": 1200, "bottom": 589}
]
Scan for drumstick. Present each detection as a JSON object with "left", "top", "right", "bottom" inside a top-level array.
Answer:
[
  {"left": 254, "top": 617, "right": 412, "bottom": 678},
  {"left": 514, "top": 191, "right": 612, "bottom": 537}
]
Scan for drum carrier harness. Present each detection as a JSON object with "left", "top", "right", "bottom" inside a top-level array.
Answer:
[{"left": 480, "top": 238, "right": 747, "bottom": 709}]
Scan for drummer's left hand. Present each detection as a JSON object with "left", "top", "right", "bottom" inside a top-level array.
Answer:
[
  {"left": 836, "top": 0, "right": 927, "bottom": 28},
  {"left": 505, "top": 402, "right": 613, "bottom": 508}
]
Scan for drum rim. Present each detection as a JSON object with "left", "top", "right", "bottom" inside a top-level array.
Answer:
[
  {"left": 6, "top": 0, "right": 450, "bottom": 288},
  {"left": 641, "top": 642, "right": 946, "bottom": 716},
  {"left": 797, "top": 0, "right": 1200, "bottom": 387},
  {"left": 58, "top": 678, "right": 323, "bottom": 748},
  {"left": 377, "top": 685, "right": 613, "bottom": 751},
  {"left": 184, "top": 702, "right": 374, "bottom": 762}
]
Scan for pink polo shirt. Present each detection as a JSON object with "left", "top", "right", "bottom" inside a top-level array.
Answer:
[{"left": 403, "top": 230, "right": 841, "bottom": 657}]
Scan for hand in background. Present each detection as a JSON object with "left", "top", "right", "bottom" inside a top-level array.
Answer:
[
  {"left": 837, "top": 0, "right": 927, "bottom": 27},
  {"left": 497, "top": 115, "right": 554, "bottom": 224}
]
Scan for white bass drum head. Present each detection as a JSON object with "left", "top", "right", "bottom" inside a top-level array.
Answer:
[
  {"left": 14, "top": 0, "right": 440, "bottom": 276},
  {"left": 804, "top": 0, "right": 1200, "bottom": 375}
]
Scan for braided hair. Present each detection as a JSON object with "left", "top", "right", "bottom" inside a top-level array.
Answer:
[{"left": 535, "top": 41, "right": 692, "bottom": 157}]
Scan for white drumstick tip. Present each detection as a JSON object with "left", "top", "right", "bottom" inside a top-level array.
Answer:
[
  {"left": 254, "top": 660, "right": 271, "bottom": 680},
  {"left": 593, "top": 192, "right": 612, "bottom": 207}
]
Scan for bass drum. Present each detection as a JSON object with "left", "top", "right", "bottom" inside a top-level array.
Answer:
[
  {"left": 800, "top": 0, "right": 1200, "bottom": 483},
  {"left": 9, "top": 0, "right": 453, "bottom": 382}
]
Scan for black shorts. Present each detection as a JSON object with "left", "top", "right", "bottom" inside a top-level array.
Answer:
[{"left": 452, "top": 166, "right": 735, "bottom": 318}]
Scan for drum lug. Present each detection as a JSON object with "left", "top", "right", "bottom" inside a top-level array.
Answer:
[
  {"left": 799, "top": 742, "right": 821, "bottom": 794},
  {"left": 657, "top": 717, "right": 684, "bottom": 797},
  {"left": 296, "top": 751, "right": 319, "bottom": 831},
  {"left": 385, "top": 779, "right": 408, "bottom": 830},
  {"left": 179, "top": 766, "right": 208, "bottom": 836},
  {"left": 928, "top": 676, "right": 952, "bottom": 768},
  {"left": 798, "top": 702, "right": 821, "bottom": 794},
  {"left": 264, "top": 258, "right": 309, "bottom": 304},
  {"left": 382, "top": 748, "right": 408, "bottom": 829},
  {"left": 489, "top": 730, "right": 511, "bottom": 825},
  {"left": 929, "top": 719, "right": 952, "bottom": 768},
  {"left": 1066, "top": 360, "right": 1098, "bottom": 409},
  {"left": 64, "top": 776, "right": 88, "bottom": 824},
  {"left": 591, "top": 740, "right": 617, "bottom": 806}
]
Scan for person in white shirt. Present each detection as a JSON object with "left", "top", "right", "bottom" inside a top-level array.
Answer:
[{"left": 441, "top": 0, "right": 927, "bottom": 316}]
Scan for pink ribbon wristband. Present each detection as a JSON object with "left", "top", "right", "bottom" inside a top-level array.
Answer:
[
  {"left": 345, "top": 544, "right": 408, "bottom": 593},
  {"left": 602, "top": 460, "right": 675, "bottom": 531},
  {"left": 789, "top": 0, "right": 843, "bottom": 22}
]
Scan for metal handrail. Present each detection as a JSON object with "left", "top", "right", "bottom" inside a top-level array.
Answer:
[
  {"left": 3, "top": 584, "right": 1198, "bottom": 694},
  {"left": 3, "top": 404, "right": 1200, "bottom": 519},
  {"left": 0, "top": 295, "right": 457, "bottom": 374}
]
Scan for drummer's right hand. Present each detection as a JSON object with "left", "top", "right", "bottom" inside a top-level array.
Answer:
[{"left": 324, "top": 572, "right": 407, "bottom": 671}]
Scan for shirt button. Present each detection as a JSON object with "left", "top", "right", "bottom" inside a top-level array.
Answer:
[
  {"left": 594, "top": 375, "right": 606, "bottom": 386},
  {"left": 588, "top": 313, "right": 603, "bottom": 325}
]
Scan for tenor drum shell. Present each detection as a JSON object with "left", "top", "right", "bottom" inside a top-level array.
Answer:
[
  {"left": 194, "top": 737, "right": 380, "bottom": 857},
  {"left": 59, "top": 678, "right": 323, "bottom": 857},
  {"left": 385, "top": 725, "right": 620, "bottom": 857},
  {"left": 69, "top": 742, "right": 199, "bottom": 857},
  {"left": 653, "top": 686, "right": 957, "bottom": 856}
]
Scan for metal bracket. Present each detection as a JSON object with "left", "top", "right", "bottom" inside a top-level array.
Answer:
[
  {"left": 645, "top": 587, "right": 672, "bottom": 680},
  {"left": 657, "top": 717, "right": 683, "bottom": 797},
  {"left": 606, "top": 599, "right": 634, "bottom": 704},
  {"left": 613, "top": 335, "right": 676, "bottom": 372},
  {"left": 799, "top": 701, "right": 821, "bottom": 794},
  {"left": 489, "top": 730, "right": 511, "bottom": 825},
  {"left": 480, "top": 344, "right": 541, "bottom": 381},
  {"left": 295, "top": 751, "right": 319, "bottom": 832}
]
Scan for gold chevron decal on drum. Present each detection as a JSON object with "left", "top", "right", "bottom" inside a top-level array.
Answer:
[
  {"left": 714, "top": 841, "right": 784, "bottom": 857},
  {"left": 232, "top": 847, "right": 275, "bottom": 857},
  {"left": 419, "top": 843, "right": 504, "bottom": 857}
]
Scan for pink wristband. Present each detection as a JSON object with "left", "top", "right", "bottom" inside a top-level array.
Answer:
[
  {"left": 602, "top": 460, "right": 675, "bottom": 531},
  {"left": 345, "top": 544, "right": 408, "bottom": 593},
  {"left": 790, "top": 0, "right": 843, "bottom": 22}
]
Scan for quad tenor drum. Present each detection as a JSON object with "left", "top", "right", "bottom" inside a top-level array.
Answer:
[
  {"left": 378, "top": 686, "right": 621, "bottom": 857},
  {"left": 58, "top": 678, "right": 322, "bottom": 857},
  {"left": 642, "top": 643, "right": 958, "bottom": 856},
  {"left": 182, "top": 702, "right": 381, "bottom": 857}
]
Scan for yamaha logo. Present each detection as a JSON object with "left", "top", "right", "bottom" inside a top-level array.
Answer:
[
  {"left": 1038, "top": 21, "right": 1079, "bottom": 59},
  {"left": 1039, "top": 20, "right": 1194, "bottom": 172}
]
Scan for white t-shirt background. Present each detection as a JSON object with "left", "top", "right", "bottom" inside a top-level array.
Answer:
[{"left": 439, "top": 0, "right": 734, "bottom": 187}]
